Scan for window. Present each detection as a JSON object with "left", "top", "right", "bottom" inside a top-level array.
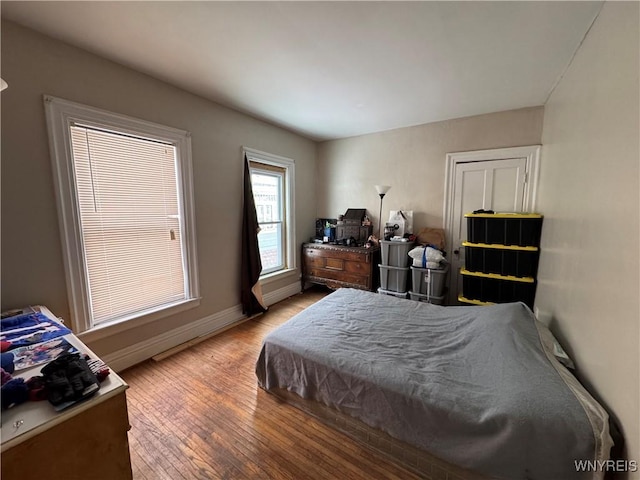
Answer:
[
  {"left": 250, "top": 162, "right": 285, "bottom": 274},
  {"left": 244, "top": 147, "right": 295, "bottom": 278},
  {"left": 45, "top": 96, "right": 199, "bottom": 334}
]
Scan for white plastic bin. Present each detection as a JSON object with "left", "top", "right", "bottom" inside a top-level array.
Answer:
[
  {"left": 380, "top": 240, "right": 414, "bottom": 267},
  {"left": 410, "top": 265, "right": 449, "bottom": 297},
  {"left": 377, "top": 288, "right": 408, "bottom": 299},
  {"left": 408, "top": 291, "right": 445, "bottom": 305},
  {"left": 378, "top": 264, "right": 410, "bottom": 293}
]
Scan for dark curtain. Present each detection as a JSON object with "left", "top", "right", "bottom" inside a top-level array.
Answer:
[{"left": 241, "top": 154, "right": 268, "bottom": 316}]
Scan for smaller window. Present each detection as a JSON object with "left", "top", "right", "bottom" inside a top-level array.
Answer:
[
  {"left": 250, "top": 162, "right": 286, "bottom": 275},
  {"left": 244, "top": 148, "right": 295, "bottom": 278}
]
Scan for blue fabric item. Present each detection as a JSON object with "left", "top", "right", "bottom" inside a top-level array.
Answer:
[
  {"left": 1, "top": 352, "right": 15, "bottom": 373},
  {"left": 1, "top": 312, "right": 71, "bottom": 349},
  {"left": 1, "top": 377, "right": 29, "bottom": 409}
]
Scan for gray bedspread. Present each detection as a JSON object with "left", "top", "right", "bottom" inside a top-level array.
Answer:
[{"left": 256, "top": 288, "right": 611, "bottom": 480}]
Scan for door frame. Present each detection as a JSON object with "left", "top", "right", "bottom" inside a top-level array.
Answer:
[
  {"left": 443, "top": 145, "right": 541, "bottom": 232},
  {"left": 442, "top": 145, "right": 541, "bottom": 302}
]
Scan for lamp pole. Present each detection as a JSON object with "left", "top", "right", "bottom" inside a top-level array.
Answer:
[{"left": 374, "top": 185, "right": 391, "bottom": 240}]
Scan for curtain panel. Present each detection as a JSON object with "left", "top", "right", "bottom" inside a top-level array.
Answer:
[{"left": 241, "top": 155, "right": 268, "bottom": 316}]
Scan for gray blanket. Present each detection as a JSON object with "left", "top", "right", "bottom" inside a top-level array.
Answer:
[{"left": 256, "top": 288, "right": 610, "bottom": 480}]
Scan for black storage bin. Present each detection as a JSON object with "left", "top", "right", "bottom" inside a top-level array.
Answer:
[
  {"left": 458, "top": 296, "right": 492, "bottom": 306},
  {"left": 466, "top": 214, "right": 543, "bottom": 247},
  {"left": 463, "top": 243, "right": 539, "bottom": 278},
  {"left": 461, "top": 272, "right": 536, "bottom": 308}
]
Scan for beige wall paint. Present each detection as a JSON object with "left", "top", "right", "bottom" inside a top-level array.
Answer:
[
  {"left": 1, "top": 21, "right": 316, "bottom": 357},
  {"left": 536, "top": 2, "right": 639, "bottom": 472},
  {"left": 317, "top": 107, "right": 544, "bottom": 234}
]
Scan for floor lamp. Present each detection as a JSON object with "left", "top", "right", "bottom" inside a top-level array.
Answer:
[{"left": 374, "top": 185, "right": 391, "bottom": 240}]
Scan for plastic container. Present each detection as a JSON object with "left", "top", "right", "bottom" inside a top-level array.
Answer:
[
  {"left": 408, "top": 291, "right": 445, "bottom": 305},
  {"left": 463, "top": 242, "right": 539, "bottom": 278},
  {"left": 465, "top": 213, "right": 543, "bottom": 247},
  {"left": 380, "top": 240, "right": 414, "bottom": 267},
  {"left": 461, "top": 270, "right": 536, "bottom": 308},
  {"left": 377, "top": 288, "right": 408, "bottom": 299},
  {"left": 410, "top": 265, "right": 449, "bottom": 297},
  {"left": 378, "top": 264, "right": 410, "bottom": 293}
]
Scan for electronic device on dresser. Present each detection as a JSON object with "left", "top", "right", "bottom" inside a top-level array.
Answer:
[{"left": 336, "top": 208, "right": 372, "bottom": 246}]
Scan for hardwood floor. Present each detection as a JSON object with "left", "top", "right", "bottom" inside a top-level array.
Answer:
[{"left": 121, "top": 287, "right": 423, "bottom": 480}]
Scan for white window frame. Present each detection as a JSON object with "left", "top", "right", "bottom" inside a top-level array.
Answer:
[
  {"left": 250, "top": 163, "right": 286, "bottom": 275},
  {"left": 44, "top": 95, "right": 200, "bottom": 339},
  {"left": 243, "top": 147, "right": 296, "bottom": 283}
]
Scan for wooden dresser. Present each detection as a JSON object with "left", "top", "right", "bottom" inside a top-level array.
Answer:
[
  {"left": 301, "top": 243, "right": 380, "bottom": 291},
  {"left": 1, "top": 307, "right": 132, "bottom": 480}
]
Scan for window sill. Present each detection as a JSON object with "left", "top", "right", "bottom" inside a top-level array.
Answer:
[
  {"left": 77, "top": 297, "right": 201, "bottom": 344},
  {"left": 259, "top": 268, "right": 298, "bottom": 286}
]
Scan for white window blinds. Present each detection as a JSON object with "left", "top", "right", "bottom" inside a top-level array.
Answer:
[{"left": 69, "top": 125, "right": 186, "bottom": 325}]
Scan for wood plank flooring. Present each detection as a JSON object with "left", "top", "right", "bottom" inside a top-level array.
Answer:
[{"left": 121, "top": 287, "right": 423, "bottom": 480}]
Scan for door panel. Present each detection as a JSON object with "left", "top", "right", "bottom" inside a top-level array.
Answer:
[
  {"left": 448, "top": 158, "right": 527, "bottom": 304},
  {"left": 455, "top": 169, "right": 487, "bottom": 249},
  {"left": 492, "top": 167, "right": 524, "bottom": 211}
]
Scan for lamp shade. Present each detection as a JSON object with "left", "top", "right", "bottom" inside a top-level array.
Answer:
[
  {"left": 0, "top": 79, "right": 7, "bottom": 91},
  {"left": 374, "top": 185, "right": 391, "bottom": 196}
]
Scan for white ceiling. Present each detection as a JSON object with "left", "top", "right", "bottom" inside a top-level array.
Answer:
[{"left": 2, "top": 1, "right": 603, "bottom": 141}]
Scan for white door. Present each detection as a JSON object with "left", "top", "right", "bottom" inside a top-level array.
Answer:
[{"left": 446, "top": 157, "right": 529, "bottom": 304}]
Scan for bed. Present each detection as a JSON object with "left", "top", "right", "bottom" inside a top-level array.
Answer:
[{"left": 256, "top": 288, "right": 612, "bottom": 480}]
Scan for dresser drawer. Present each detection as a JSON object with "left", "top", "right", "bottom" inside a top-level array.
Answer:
[
  {"left": 307, "top": 269, "right": 368, "bottom": 287},
  {"left": 304, "top": 257, "right": 353, "bottom": 272},
  {"left": 304, "top": 247, "right": 370, "bottom": 264},
  {"left": 344, "top": 261, "right": 366, "bottom": 274},
  {"left": 305, "top": 256, "right": 326, "bottom": 269},
  {"left": 325, "top": 258, "right": 345, "bottom": 270}
]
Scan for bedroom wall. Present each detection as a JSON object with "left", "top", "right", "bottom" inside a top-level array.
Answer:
[
  {"left": 535, "top": 2, "right": 639, "bottom": 473},
  {"left": 0, "top": 21, "right": 317, "bottom": 366},
  {"left": 316, "top": 107, "right": 544, "bottom": 233}
]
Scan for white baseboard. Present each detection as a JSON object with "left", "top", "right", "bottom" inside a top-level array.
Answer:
[
  {"left": 263, "top": 281, "right": 302, "bottom": 306},
  {"left": 102, "top": 281, "right": 302, "bottom": 372}
]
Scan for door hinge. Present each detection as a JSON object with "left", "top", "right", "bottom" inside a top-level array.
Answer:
[{"left": 523, "top": 172, "right": 528, "bottom": 184}]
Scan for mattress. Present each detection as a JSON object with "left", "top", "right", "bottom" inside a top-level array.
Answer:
[{"left": 256, "top": 288, "right": 612, "bottom": 480}]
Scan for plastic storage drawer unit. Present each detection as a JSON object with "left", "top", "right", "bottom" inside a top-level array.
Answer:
[
  {"left": 466, "top": 213, "right": 543, "bottom": 247},
  {"left": 461, "top": 270, "right": 536, "bottom": 308},
  {"left": 380, "top": 240, "right": 414, "bottom": 267},
  {"left": 408, "top": 291, "right": 445, "bottom": 305},
  {"left": 410, "top": 265, "right": 449, "bottom": 297},
  {"left": 463, "top": 242, "right": 539, "bottom": 278},
  {"left": 378, "top": 265, "right": 409, "bottom": 293}
]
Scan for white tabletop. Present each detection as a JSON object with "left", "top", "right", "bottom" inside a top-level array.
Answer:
[{"left": 0, "top": 308, "right": 128, "bottom": 451}]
